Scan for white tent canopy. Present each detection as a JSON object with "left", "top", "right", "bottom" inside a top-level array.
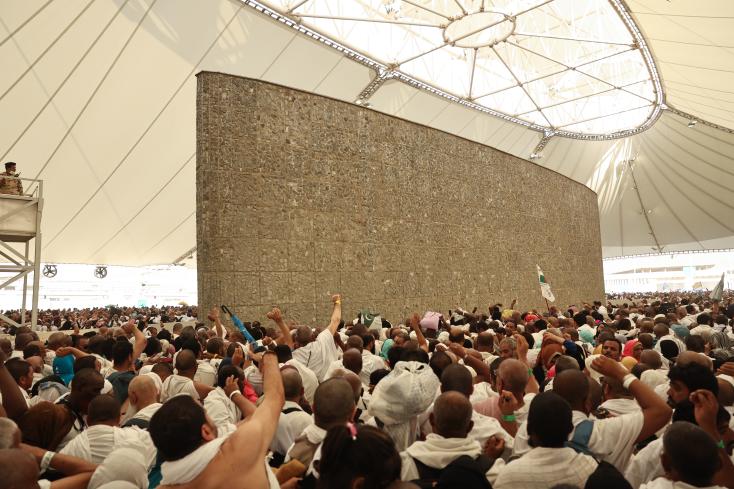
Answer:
[{"left": 1, "top": 0, "right": 733, "bottom": 265}]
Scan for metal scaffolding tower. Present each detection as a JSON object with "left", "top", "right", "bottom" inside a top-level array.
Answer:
[{"left": 0, "top": 177, "right": 43, "bottom": 328}]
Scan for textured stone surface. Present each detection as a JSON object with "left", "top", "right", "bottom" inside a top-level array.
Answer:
[{"left": 197, "top": 72, "right": 605, "bottom": 326}]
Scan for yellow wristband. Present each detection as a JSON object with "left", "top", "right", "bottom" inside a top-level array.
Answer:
[{"left": 335, "top": 300, "right": 341, "bottom": 305}]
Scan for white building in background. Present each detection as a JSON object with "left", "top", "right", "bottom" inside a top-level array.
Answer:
[
  {"left": 604, "top": 250, "right": 734, "bottom": 294},
  {"left": 0, "top": 264, "right": 197, "bottom": 310}
]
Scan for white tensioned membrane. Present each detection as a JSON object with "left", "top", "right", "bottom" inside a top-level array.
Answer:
[{"left": 0, "top": 0, "right": 732, "bottom": 265}]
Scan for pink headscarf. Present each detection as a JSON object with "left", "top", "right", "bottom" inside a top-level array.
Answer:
[{"left": 622, "top": 338, "right": 638, "bottom": 358}]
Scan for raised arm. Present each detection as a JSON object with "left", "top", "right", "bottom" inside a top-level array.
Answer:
[
  {"left": 591, "top": 355, "right": 671, "bottom": 443},
  {"left": 448, "top": 344, "right": 491, "bottom": 383},
  {"left": 230, "top": 352, "right": 284, "bottom": 455},
  {"left": 55, "top": 347, "right": 89, "bottom": 360},
  {"left": 208, "top": 307, "right": 224, "bottom": 339},
  {"left": 690, "top": 389, "right": 734, "bottom": 488},
  {"left": 513, "top": 334, "right": 539, "bottom": 394},
  {"left": 409, "top": 313, "right": 428, "bottom": 353},
  {"left": 122, "top": 318, "right": 146, "bottom": 362},
  {"left": 327, "top": 294, "right": 342, "bottom": 336},
  {"left": 0, "top": 349, "right": 27, "bottom": 419},
  {"left": 267, "top": 307, "right": 293, "bottom": 349},
  {"left": 223, "top": 375, "right": 257, "bottom": 419}
]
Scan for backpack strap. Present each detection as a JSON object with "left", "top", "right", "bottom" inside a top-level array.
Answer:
[
  {"left": 122, "top": 418, "right": 150, "bottom": 430},
  {"left": 566, "top": 419, "right": 595, "bottom": 455}
]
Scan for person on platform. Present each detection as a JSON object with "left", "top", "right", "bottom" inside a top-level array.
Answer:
[{"left": 0, "top": 162, "right": 23, "bottom": 195}]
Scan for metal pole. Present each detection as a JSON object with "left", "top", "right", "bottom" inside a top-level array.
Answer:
[
  {"left": 31, "top": 182, "right": 43, "bottom": 329},
  {"left": 21, "top": 241, "right": 28, "bottom": 326}
]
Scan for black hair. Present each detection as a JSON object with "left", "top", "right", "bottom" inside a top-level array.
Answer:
[
  {"left": 149, "top": 395, "right": 207, "bottom": 462},
  {"left": 217, "top": 365, "right": 242, "bottom": 388},
  {"left": 73, "top": 356, "right": 97, "bottom": 374},
  {"left": 369, "top": 369, "right": 390, "bottom": 387},
  {"left": 87, "top": 394, "right": 121, "bottom": 424},
  {"left": 521, "top": 332, "right": 535, "bottom": 349},
  {"left": 664, "top": 422, "right": 721, "bottom": 486},
  {"left": 685, "top": 335, "right": 705, "bottom": 353},
  {"left": 181, "top": 338, "right": 201, "bottom": 357},
  {"left": 157, "top": 329, "right": 172, "bottom": 342},
  {"left": 144, "top": 337, "right": 162, "bottom": 357},
  {"left": 527, "top": 392, "right": 573, "bottom": 448},
  {"left": 111, "top": 340, "right": 133, "bottom": 366},
  {"left": 5, "top": 358, "right": 31, "bottom": 383},
  {"left": 668, "top": 363, "right": 718, "bottom": 395},
  {"left": 274, "top": 344, "right": 293, "bottom": 363},
  {"left": 429, "top": 350, "right": 451, "bottom": 379},
  {"left": 387, "top": 346, "right": 404, "bottom": 370},
  {"left": 317, "top": 424, "right": 401, "bottom": 489},
  {"left": 400, "top": 348, "right": 429, "bottom": 364},
  {"left": 22, "top": 344, "right": 41, "bottom": 359}
]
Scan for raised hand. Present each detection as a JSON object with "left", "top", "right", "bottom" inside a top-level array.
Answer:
[
  {"left": 224, "top": 375, "right": 240, "bottom": 397},
  {"left": 498, "top": 390, "right": 519, "bottom": 416},
  {"left": 266, "top": 307, "right": 283, "bottom": 323},
  {"left": 232, "top": 345, "right": 244, "bottom": 367},
  {"left": 591, "top": 355, "right": 628, "bottom": 381},
  {"left": 690, "top": 389, "right": 719, "bottom": 431},
  {"left": 484, "top": 435, "right": 506, "bottom": 459}
]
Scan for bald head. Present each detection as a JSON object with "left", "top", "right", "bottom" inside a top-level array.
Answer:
[
  {"left": 0, "top": 449, "right": 40, "bottom": 489},
  {"left": 440, "top": 364, "right": 473, "bottom": 397},
  {"left": 14, "top": 333, "right": 33, "bottom": 351},
  {"left": 640, "top": 350, "right": 663, "bottom": 369},
  {"left": 431, "top": 391, "right": 473, "bottom": 439},
  {"left": 342, "top": 348, "right": 363, "bottom": 375},
  {"left": 653, "top": 323, "right": 669, "bottom": 339},
  {"left": 175, "top": 349, "right": 197, "bottom": 376},
  {"left": 281, "top": 367, "right": 304, "bottom": 401},
  {"left": 128, "top": 374, "right": 158, "bottom": 408},
  {"left": 498, "top": 359, "right": 530, "bottom": 396},
  {"left": 47, "top": 332, "right": 70, "bottom": 349},
  {"left": 313, "top": 378, "right": 356, "bottom": 429},
  {"left": 476, "top": 332, "right": 494, "bottom": 351},
  {"left": 677, "top": 351, "right": 713, "bottom": 370},
  {"left": 88, "top": 394, "right": 121, "bottom": 426},
  {"left": 295, "top": 326, "right": 313, "bottom": 346},
  {"left": 663, "top": 422, "right": 721, "bottom": 486},
  {"left": 554, "top": 355, "right": 580, "bottom": 374},
  {"left": 346, "top": 335, "right": 364, "bottom": 351},
  {"left": 553, "top": 369, "right": 589, "bottom": 411}
]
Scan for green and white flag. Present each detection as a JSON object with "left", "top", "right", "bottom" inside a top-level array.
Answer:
[
  {"left": 537, "top": 265, "right": 555, "bottom": 302},
  {"left": 711, "top": 272, "right": 725, "bottom": 302}
]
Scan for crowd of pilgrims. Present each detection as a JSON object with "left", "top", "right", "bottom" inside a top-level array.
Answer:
[{"left": 0, "top": 292, "right": 733, "bottom": 489}]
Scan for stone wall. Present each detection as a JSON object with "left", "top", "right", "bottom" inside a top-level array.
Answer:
[{"left": 196, "top": 72, "right": 604, "bottom": 327}]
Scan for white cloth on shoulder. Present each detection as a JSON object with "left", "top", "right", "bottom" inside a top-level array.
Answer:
[
  {"left": 88, "top": 447, "right": 149, "bottom": 489},
  {"left": 59, "top": 425, "right": 155, "bottom": 465},
  {"left": 160, "top": 374, "right": 199, "bottom": 402},
  {"left": 400, "top": 433, "right": 482, "bottom": 481},
  {"left": 160, "top": 435, "right": 229, "bottom": 485}
]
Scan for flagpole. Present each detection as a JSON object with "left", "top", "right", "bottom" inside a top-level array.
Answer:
[{"left": 544, "top": 298, "right": 550, "bottom": 313}]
